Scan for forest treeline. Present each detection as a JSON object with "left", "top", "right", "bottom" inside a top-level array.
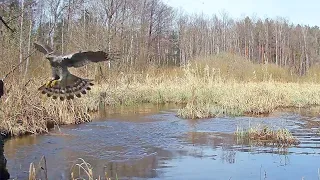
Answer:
[{"left": 1, "top": 0, "right": 320, "bottom": 76}]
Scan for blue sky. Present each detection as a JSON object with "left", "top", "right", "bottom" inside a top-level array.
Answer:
[{"left": 164, "top": 0, "right": 320, "bottom": 26}]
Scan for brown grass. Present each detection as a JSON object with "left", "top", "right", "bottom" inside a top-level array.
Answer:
[
  {"left": 0, "top": 78, "right": 91, "bottom": 137},
  {"left": 3, "top": 53, "right": 320, "bottom": 136},
  {"left": 235, "top": 125, "right": 300, "bottom": 147},
  {"left": 88, "top": 54, "right": 320, "bottom": 119},
  {"left": 28, "top": 156, "right": 116, "bottom": 180}
]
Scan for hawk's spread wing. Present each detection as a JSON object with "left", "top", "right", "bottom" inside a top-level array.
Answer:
[
  {"left": 34, "top": 42, "right": 54, "bottom": 55},
  {"left": 62, "top": 50, "right": 120, "bottom": 68}
]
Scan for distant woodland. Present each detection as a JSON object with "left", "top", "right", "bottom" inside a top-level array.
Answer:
[{"left": 1, "top": 0, "right": 320, "bottom": 76}]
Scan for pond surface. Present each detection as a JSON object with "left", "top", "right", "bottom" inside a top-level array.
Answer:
[{"left": 4, "top": 105, "right": 320, "bottom": 180}]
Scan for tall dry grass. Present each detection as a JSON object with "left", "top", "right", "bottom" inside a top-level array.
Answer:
[
  {"left": 0, "top": 77, "right": 91, "bottom": 137},
  {"left": 3, "top": 53, "right": 320, "bottom": 136},
  {"left": 90, "top": 53, "right": 320, "bottom": 119}
]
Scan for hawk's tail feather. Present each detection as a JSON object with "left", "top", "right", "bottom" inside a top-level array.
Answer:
[{"left": 38, "top": 77, "right": 94, "bottom": 101}]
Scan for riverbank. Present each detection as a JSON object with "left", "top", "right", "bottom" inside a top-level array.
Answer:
[{"left": 2, "top": 54, "right": 320, "bottom": 137}]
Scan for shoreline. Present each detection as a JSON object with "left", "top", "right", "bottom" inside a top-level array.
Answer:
[{"left": 3, "top": 80, "right": 320, "bottom": 137}]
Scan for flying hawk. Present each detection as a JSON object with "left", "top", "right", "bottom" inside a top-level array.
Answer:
[{"left": 34, "top": 42, "right": 119, "bottom": 101}]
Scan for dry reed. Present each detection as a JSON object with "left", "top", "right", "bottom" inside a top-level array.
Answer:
[
  {"left": 3, "top": 53, "right": 320, "bottom": 136},
  {"left": 0, "top": 77, "right": 91, "bottom": 137},
  {"left": 28, "top": 157, "right": 116, "bottom": 180},
  {"left": 91, "top": 54, "right": 320, "bottom": 119},
  {"left": 235, "top": 124, "right": 300, "bottom": 147}
]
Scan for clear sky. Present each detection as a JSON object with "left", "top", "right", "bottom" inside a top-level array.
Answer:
[{"left": 164, "top": 0, "right": 320, "bottom": 26}]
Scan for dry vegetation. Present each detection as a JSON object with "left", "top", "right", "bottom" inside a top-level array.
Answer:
[
  {"left": 235, "top": 124, "right": 300, "bottom": 147},
  {"left": 92, "top": 53, "right": 320, "bottom": 119},
  {"left": 1, "top": 1, "right": 320, "bottom": 179},
  {"left": 2, "top": 0, "right": 320, "bottom": 137},
  {"left": 3, "top": 53, "right": 320, "bottom": 137},
  {"left": 0, "top": 77, "right": 91, "bottom": 137},
  {"left": 28, "top": 156, "right": 116, "bottom": 180}
]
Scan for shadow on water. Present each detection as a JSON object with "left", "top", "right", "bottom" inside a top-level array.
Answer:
[{"left": 4, "top": 104, "right": 320, "bottom": 180}]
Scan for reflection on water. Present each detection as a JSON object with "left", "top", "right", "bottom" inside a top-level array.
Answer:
[{"left": 4, "top": 105, "right": 320, "bottom": 180}]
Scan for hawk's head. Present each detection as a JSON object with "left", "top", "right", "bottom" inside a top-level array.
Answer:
[{"left": 45, "top": 52, "right": 56, "bottom": 61}]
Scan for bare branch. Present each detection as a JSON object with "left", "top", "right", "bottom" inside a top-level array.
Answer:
[{"left": 0, "top": 15, "right": 15, "bottom": 33}]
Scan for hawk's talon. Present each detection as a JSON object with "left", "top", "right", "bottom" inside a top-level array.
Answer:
[
  {"left": 45, "top": 80, "right": 59, "bottom": 88},
  {"left": 51, "top": 80, "right": 59, "bottom": 87},
  {"left": 45, "top": 80, "right": 53, "bottom": 88},
  {"left": 34, "top": 42, "right": 114, "bottom": 100}
]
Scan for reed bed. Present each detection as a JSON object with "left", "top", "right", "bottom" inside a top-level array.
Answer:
[
  {"left": 2, "top": 53, "right": 320, "bottom": 136},
  {"left": 0, "top": 78, "right": 91, "bottom": 137},
  {"left": 90, "top": 54, "right": 320, "bottom": 119}
]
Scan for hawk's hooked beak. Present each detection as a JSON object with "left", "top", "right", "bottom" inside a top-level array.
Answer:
[{"left": 45, "top": 52, "right": 55, "bottom": 60}]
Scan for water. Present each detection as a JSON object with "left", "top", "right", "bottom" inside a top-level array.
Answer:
[{"left": 4, "top": 105, "right": 320, "bottom": 180}]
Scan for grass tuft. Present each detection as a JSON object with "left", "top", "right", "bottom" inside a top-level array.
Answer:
[{"left": 235, "top": 125, "right": 300, "bottom": 147}]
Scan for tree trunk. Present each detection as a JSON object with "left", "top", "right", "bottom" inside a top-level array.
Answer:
[
  {"left": 25, "top": 18, "right": 32, "bottom": 77},
  {"left": 19, "top": 0, "right": 25, "bottom": 73}
]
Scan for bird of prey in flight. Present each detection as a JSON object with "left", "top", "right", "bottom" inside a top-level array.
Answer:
[{"left": 34, "top": 42, "right": 119, "bottom": 100}]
